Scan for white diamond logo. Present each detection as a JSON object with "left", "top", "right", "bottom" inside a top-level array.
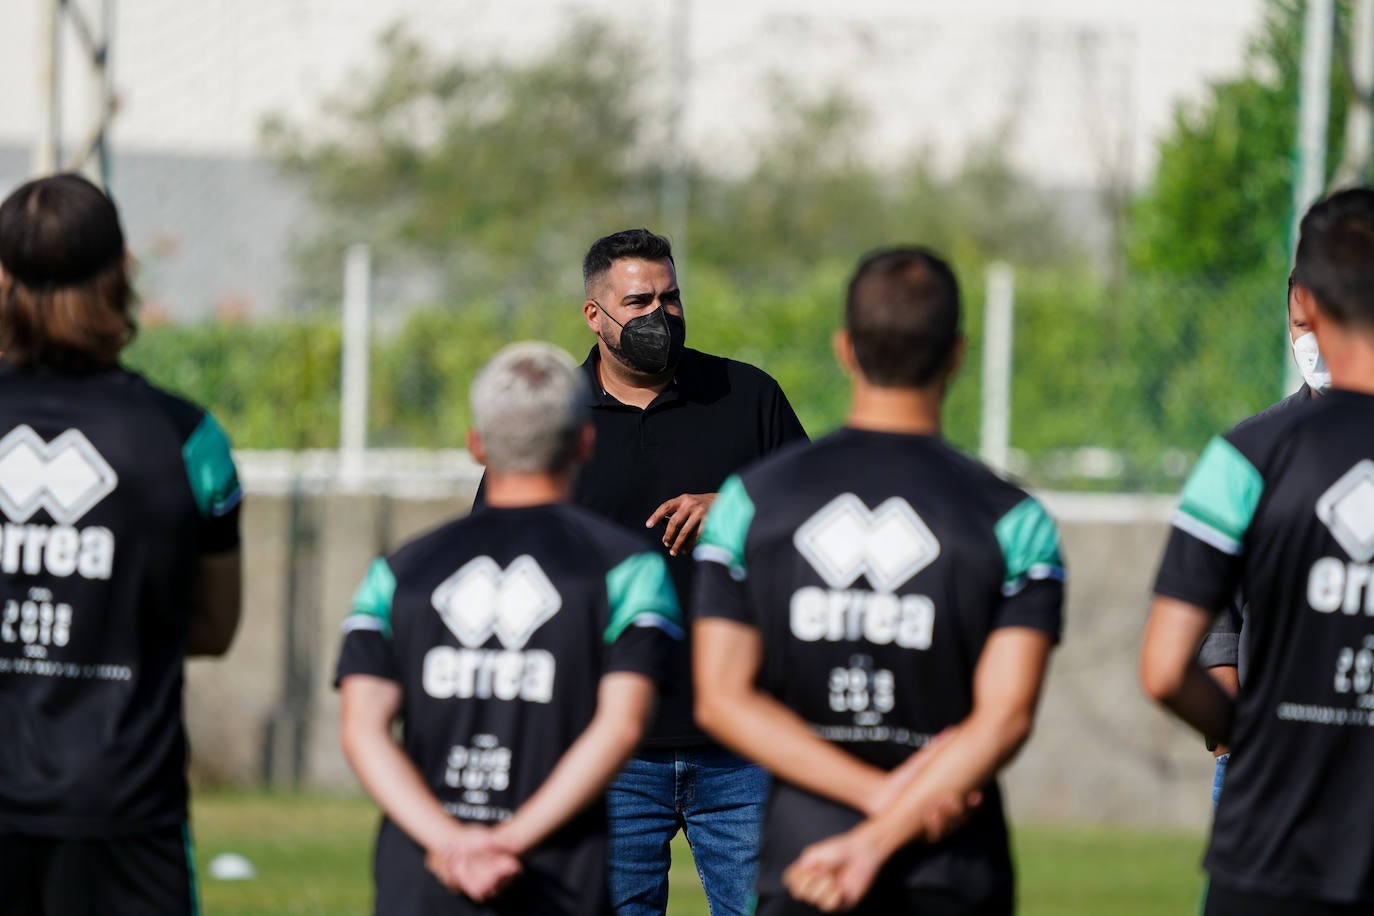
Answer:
[
  {"left": 0, "top": 426, "right": 118, "bottom": 525},
  {"left": 1317, "top": 460, "right": 1374, "bottom": 563},
  {"left": 793, "top": 494, "right": 940, "bottom": 592},
  {"left": 431, "top": 554, "right": 562, "bottom": 650}
]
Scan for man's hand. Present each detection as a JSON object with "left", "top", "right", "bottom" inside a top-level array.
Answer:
[
  {"left": 646, "top": 492, "right": 716, "bottom": 557},
  {"left": 425, "top": 827, "right": 522, "bottom": 902},
  {"left": 783, "top": 827, "right": 887, "bottom": 913}
]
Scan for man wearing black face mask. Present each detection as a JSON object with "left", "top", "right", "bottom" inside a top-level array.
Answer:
[{"left": 575, "top": 229, "right": 808, "bottom": 916}]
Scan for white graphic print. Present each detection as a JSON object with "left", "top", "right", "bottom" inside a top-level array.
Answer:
[
  {"left": 1316, "top": 460, "right": 1374, "bottom": 563},
  {"left": 0, "top": 426, "right": 117, "bottom": 525},
  {"left": 431, "top": 555, "right": 562, "bottom": 650},
  {"left": 794, "top": 494, "right": 940, "bottom": 592}
]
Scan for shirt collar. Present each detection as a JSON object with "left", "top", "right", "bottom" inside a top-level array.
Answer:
[{"left": 581, "top": 345, "right": 686, "bottom": 409}]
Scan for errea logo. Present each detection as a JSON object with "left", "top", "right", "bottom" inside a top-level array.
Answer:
[
  {"left": 431, "top": 555, "right": 562, "bottom": 650},
  {"left": 0, "top": 426, "right": 117, "bottom": 526},
  {"left": 0, "top": 426, "right": 117, "bottom": 580},
  {"left": 1317, "top": 460, "right": 1374, "bottom": 563},
  {"left": 794, "top": 494, "right": 940, "bottom": 592},
  {"left": 422, "top": 555, "right": 561, "bottom": 704}
]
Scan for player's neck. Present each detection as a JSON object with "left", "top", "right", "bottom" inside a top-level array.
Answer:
[
  {"left": 482, "top": 471, "right": 573, "bottom": 508},
  {"left": 846, "top": 383, "right": 943, "bottom": 436},
  {"left": 1322, "top": 332, "right": 1374, "bottom": 395},
  {"left": 594, "top": 343, "right": 672, "bottom": 409}
]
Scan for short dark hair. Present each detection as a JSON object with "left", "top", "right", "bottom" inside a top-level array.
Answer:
[
  {"left": 0, "top": 173, "right": 134, "bottom": 368},
  {"left": 845, "top": 247, "right": 961, "bottom": 387},
  {"left": 582, "top": 229, "right": 674, "bottom": 294},
  {"left": 1294, "top": 187, "right": 1374, "bottom": 327}
]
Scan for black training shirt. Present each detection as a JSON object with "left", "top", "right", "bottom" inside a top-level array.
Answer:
[
  {"left": 1154, "top": 389, "right": 1374, "bottom": 905},
  {"left": 694, "top": 427, "right": 1065, "bottom": 902},
  {"left": 336, "top": 503, "right": 680, "bottom": 914},
  {"left": 0, "top": 363, "right": 242, "bottom": 838}
]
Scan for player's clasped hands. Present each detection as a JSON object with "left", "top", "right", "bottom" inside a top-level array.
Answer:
[
  {"left": 784, "top": 829, "right": 885, "bottom": 914},
  {"left": 785, "top": 732, "right": 985, "bottom": 912},
  {"left": 425, "top": 825, "right": 523, "bottom": 903}
]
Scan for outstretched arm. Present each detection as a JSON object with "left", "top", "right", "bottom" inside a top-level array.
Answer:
[
  {"left": 693, "top": 617, "right": 893, "bottom": 815},
  {"left": 785, "top": 627, "right": 1054, "bottom": 912}
]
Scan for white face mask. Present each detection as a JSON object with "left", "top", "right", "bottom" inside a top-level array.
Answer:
[{"left": 1291, "top": 331, "right": 1331, "bottom": 392}]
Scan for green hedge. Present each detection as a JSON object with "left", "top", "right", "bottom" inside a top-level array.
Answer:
[{"left": 123, "top": 264, "right": 1290, "bottom": 491}]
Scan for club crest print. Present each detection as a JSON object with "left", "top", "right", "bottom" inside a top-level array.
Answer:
[
  {"left": 431, "top": 555, "right": 563, "bottom": 650},
  {"left": 0, "top": 426, "right": 118, "bottom": 525},
  {"left": 794, "top": 493, "right": 941, "bottom": 592},
  {"left": 1316, "top": 459, "right": 1374, "bottom": 563}
]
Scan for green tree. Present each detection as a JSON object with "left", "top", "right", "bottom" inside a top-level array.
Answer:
[
  {"left": 1130, "top": 0, "right": 1352, "bottom": 279},
  {"left": 262, "top": 20, "right": 659, "bottom": 311}
]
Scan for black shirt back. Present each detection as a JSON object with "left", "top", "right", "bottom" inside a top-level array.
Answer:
[
  {"left": 694, "top": 427, "right": 1065, "bottom": 901},
  {"left": 1155, "top": 389, "right": 1374, "bottom": 905},
  {"left": 335, "top": 503, "right": 680, "bottom": 914},
  {"left": 0, "top": 364, "right": 241, "bottom": 837}
]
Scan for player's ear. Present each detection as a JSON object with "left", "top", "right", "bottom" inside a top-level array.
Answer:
[
  {"left": 467, "top": 429, "right": 487, "bottom": 467},
  {"left": 832, "top": 329, "right": 858, "bottom": 377},
  {"left": 584, "top": 298, "right": 601, "bottom": 332},
  {"left": 936, "top": 334, "right": 966, "bottom": 398},
  {"left": 946, "top": 333, "right": 966, "bottom": 379}
]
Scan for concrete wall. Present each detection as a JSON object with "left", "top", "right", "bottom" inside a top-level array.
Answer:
[{"left": 186, "top": 487, "right": 1214, "bottom": 829}]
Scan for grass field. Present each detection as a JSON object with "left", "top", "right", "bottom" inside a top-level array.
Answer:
[{"left": 191, "top": 793, "right": 1207, "bottom": 915}]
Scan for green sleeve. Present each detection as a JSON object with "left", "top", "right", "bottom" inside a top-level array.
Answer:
[
  {"left": 182, "top": 412, "right": 242, "bottom": 518},
  {"left": 994, "top": 496, "right": 1065, "bottom": 595},
  {"left": 693, "top": 474, "right": 755, "bottom": 581},
  {"left": 1174, "top": 436, "right": 1263, "bottom": 555},
  {"left": 604, "top": 551, "right": 683, "bottom": 644},
  {"left": 343, "top": 557, "right": 397, "bottom": 639}
]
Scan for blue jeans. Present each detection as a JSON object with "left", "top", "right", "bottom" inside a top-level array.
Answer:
[
  {"left": 1212, "top": 753, "right": 1229, "bottom": 808},
  {"left": 606, "top": 747, "right": 769, "bottom": 916}
]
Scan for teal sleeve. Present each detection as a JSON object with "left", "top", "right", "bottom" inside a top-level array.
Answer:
[
  {"left": 1174, "top": 436, "right": 1263, "bottom": 556},
  {"left": 604, "top": 551, "right": 683, "bottom": 644},
  {"left": 693, "top": 474, "right": 755, "bottom": 581},
  {"left": 182, "top": 412, "right": 243, "bottom": 519},
  {"left": 995, "top": 496, "right": 1066, "bottom": 596},
  {"left": 343, "top": 557, "right": 397, "bottom": 639}
]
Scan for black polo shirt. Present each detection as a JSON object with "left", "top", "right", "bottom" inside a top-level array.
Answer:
[{"left": 574, "top": 346, "right": 807, "bottom": 745}]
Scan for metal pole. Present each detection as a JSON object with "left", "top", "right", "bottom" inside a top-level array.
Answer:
[
  {"left": 339, "top": 244, "right": 372, "bottom": 488},
  {"left": 662, "top": 0, "right": 690, "bottom": 283},
  {"left": 980, "top": 263, "right": 1014, "bottom": 474},
  {"left": 32, "top": 0, "right": 60, "bottom": 176},
  {"left": 1335, "top": 0, "right": 1374, "bottom": 189},
  {"left": 94, "top": 0, "right": 115, "bottom": 189},
  {"left": 1287, "top": 0, "right": 1336, "bottom": 394}
]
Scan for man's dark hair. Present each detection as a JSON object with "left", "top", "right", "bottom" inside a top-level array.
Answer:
[
  {"left": 1294, "top": 187, "right": 1374, "bottom": 327},
  {"left": 845, "top": 247, "right": 961, "bottom": 387},
  {"left": 0, "top": 173, "right": 134, "bottom": 368},
  {"left": 582, "top": 229, "right": 674, "bottom": 294}
]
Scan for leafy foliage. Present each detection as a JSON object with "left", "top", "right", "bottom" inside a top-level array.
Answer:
[{"left": 1129, "top": 1, "right": 1352, "bottom": 279}]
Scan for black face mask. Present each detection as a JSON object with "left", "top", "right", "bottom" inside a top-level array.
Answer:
[{"left": 602, "top": 307, "right": 686, "bottom": 376}]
